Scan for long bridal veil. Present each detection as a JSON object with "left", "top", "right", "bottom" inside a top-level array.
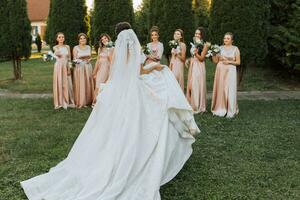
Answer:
[{"left": 21, "top": 29, "right": 199, "bottom": 200}]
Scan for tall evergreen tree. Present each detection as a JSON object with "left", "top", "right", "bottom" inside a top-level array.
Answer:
[
  {"left": 151, "top": 0, "right": 194, "bottom": 58},
  {"left": 149, "top": 0, "right": 165, "bottom": 27},
  {"left": 209, "top": 0, "right": 270, "bottom": 81},
  {"left": 45, "top": 0, "right": 88, "bottom": 49},
  {"left": 112, "top": 0, "right": 134, "bottom": 28},
  {"left": 193, "top": 0, "right": 210, "bottom": 29},
  {"left": 268, "top": 0, "right": 300, "bottom": 70},
  {"left": 0, "top": 0, "right": 10, "bottom": 60},
  {"left": 1, "top": 0, "right": 32, "bottom": 80},
  {"left": 134, "top": 0, "right": 151, "bottom": 44},
  {"left": 92, "top": 0, "right": 114, "bottom": 48},
  {"left": 92, "top": 0, "right": 134, "bottom": 49}
]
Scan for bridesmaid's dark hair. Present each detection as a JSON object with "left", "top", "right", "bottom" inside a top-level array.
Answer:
[
  {"left": 55, "top": 32, "right": 65, "bottom": 45},
  {"left": 115, "top": 22, "right": 132, "bottom": 35},
  {"left": 175, "top": 29, "right": 185, "bottom": 43},
  {"left": 196, "top": 27, "right": 206, "bottom": 41},
  {"left": 99, "top": 33, "right": 111, "bottom": 50}
]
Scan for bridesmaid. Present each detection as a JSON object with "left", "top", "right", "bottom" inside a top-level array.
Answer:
[
  {"left": 145, "top": 26, "right": 164, "bottom": 65},
  {"left": 186, "top": 27, "right": 209, "bottom": 113},
  {"left": 73, "top": 33, "right": 94, "bottom": 108},
  {"left": 169, "top": 29, "right": 186, "bottom": 91},
  {"left": 211, "top": 32, "right": 241, "bottom": 118},
  {"left": 92, "top": 33, "right": 114, "bottom": 105},
  {"left": 52, "top": 32, "right": 75, "bottom": 109}
]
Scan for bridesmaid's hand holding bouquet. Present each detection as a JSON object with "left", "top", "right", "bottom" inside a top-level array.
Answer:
[
  {"left": 142, "top": 45, "right": 151, "bottom": 55},
  {"left": 169, "top": 40, "right": 179, "bottom": 52},
  {"left": 206, "top": 44, "right": 221, "bottom": 58}
]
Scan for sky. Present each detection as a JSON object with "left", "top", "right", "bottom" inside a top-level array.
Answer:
[{"left": 86, "top": 0, "right": 142, "bottom": 11}]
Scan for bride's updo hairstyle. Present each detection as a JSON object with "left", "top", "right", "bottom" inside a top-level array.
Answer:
[{"left": 115, "top": 22, "right": 132, "bottom": 35}]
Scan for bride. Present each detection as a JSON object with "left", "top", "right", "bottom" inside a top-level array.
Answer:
[{"left": 21, "top": 22, "right": 200, "bottom": 200}]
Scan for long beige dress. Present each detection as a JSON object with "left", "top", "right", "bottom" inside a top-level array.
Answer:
[
  {"left": 53, "top": 45, "right": 75, "bottom": 109},
  {"left": 73, "top": 45, "right": 94, "bottom": 108},
  {"left": 186, "top": 57, "right": 206, "bottom": 113},
  {"left": 170, "top": 43, "right": 186, "bottom": 91},
  {"left": 211, "top": 45, "right": 240, "bottom": 118},
  {"left": 95, "top": 48, "right": 113, "bottom": 91}
]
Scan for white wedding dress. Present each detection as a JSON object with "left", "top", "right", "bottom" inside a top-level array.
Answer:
[{"left": 21, "top": 29, "right": 200, "bottom": 200}]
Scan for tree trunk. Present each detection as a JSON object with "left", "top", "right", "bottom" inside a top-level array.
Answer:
[{"left": 12, "top": 57, "right": 22, "bottom": 80}]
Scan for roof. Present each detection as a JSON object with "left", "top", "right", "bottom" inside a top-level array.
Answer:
[{"left": 27, "top": 0, "right": 50, "bottom": 22}]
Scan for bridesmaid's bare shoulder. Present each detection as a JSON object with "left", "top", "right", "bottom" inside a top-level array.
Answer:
[
  {"left": 65, "top": 45, "right": 71, "bottom": 50},
  {"left": 233, "top": 45, "right": 239, "bottom": 50},
  {"left": 180, "top": 42, "right": 186, "bottom": 47},
  {"left": 53, "top": 45, "right": 59, "bottom": 51}
]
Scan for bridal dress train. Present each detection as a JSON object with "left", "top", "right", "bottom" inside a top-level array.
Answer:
[{"left": 21, "top": 29, "right": 200, "bottom": 200}]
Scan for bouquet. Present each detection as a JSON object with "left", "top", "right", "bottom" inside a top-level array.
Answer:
[
  {"left": 169, "top": 40, "right": 179, "bottom": 49},
  {"left": 105, "top": 41, "right": 114, "bottom": 48},
  {"left": 68, "top": 61, "right": 74, "bottom": 69},
  {"left": 42, "top": 51, "right": 57, "bottom": 62},
  {"left": 72, "top": 59, "right": 82, "bottom": 65},
  {"left": 142, "top": 45, "right": 151, "bottom": 55},
  {"left": 206, "top": 44, "right": 221, "bottom": 58},
  {"left": 190, "top": 37, "right": 204, "bottom": 56}
]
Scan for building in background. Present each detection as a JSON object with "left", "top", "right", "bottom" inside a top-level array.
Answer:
[{"left": 27, "top": 0, "right": 50, "bottom": 41}]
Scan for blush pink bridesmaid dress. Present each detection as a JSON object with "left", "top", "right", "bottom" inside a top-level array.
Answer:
[
  {"left": 211, "top": 45, "right": 240, "bottom": 118},
  {"left": 73, "top": 45, "right": 94, "bottom": 108},
  {"left": 170, "top": 43, "right": 186, "bottom": 91},
  {"left": 186, "top": 56, "right": 206, "bottom": 113},
  {"left": 53, "top": 45, "right": 75, "bottom": 109},
  {"left": 94, "top": 47, "right": 113, "bottom": 94}
]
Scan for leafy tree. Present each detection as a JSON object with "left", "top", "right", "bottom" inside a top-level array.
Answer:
[
  {"left": 92, "top": 0, "right": 134, "bottom": 49},
  {"left": 209, "top": 0, "right": 270, "bottom": 82},
  {"left": 193, "top": 0, "right": 210, "bottom": 29},
  {"left": 45, "top": 0, "right": 88, "bottom": 49},
  {"left": 134, "top": 0, "right": 151, "bottom": 44},
  {"left": 35, "top": 34, "right": 42, "bottom": 53},
  {"left": 268, "top": 0, "right": 300, "bottom": 70},
  {"left": 0, "top": 0, "right": 32, "bottom": 79}
]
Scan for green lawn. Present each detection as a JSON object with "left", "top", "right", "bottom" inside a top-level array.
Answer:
[
  {"left": 1, "top": 58, "right": 299, "bottom": 93},
  {"left": 0, "top": 98, "right": 299, "bottom": 199}
]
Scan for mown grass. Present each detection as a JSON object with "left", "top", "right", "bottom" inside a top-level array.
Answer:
[
  {"left": 1, "top": 57, "right": 299, "bottom": 93},
  {"left": 0, "top": 98, "right": 299, "bottom": 199}
]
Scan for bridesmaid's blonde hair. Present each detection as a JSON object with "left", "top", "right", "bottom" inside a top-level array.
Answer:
[
  {"left": 150, "top": 26, "right": 160, "bottom": 42},
  {"left": 150, "top": 26, "right": 159, "bottom": 35},
  {"left": 77, "top": 33, "right": 88, "bottom": 41},
  {"left": 224, "top": 32, "right": 234, "bottom": 41},
  {"left": 175, "top": 29, "right": 185, "bottom": 43}
]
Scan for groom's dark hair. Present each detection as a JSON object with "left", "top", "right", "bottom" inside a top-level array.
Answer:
[{"left": 115, "top": 22, "right": 132, "bottom": 35}]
